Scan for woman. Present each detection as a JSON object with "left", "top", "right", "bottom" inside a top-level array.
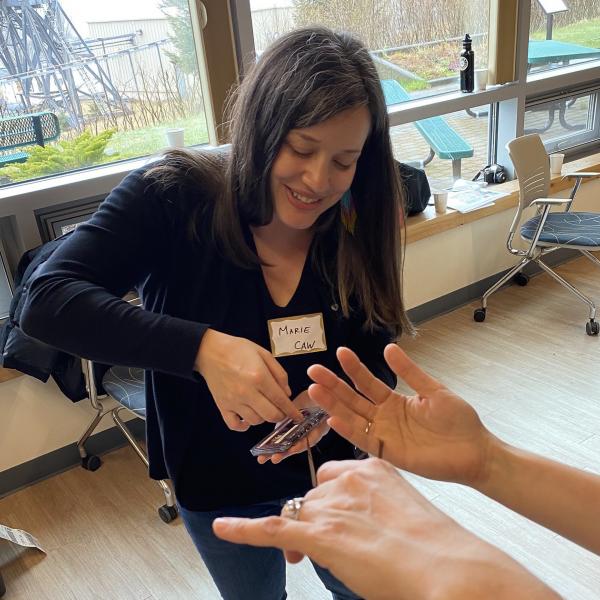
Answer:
[{"left": 21, "top": 27, "right": 411, "bottom": 600}]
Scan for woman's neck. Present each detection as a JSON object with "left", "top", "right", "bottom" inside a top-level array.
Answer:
[{"left": 251, "top": 219, "right": 314, "bottom": 259}]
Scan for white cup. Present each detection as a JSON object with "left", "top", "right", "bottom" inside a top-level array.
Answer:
[
  {"left": 549, "top": 153, "right": 565, "bottom": 175},
  {"left": 433, "top": 191, "right": 448, "bottom": 214},
  {"left": 166, "top": 128, "right": 185, "bottom": 148},
  {"left": 475, "top": 69, "right": 488, "bottom": 91}
]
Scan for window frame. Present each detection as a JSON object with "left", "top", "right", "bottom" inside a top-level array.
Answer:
[{"left": 231, "top": 0, "right": 600, "bottom": 171}]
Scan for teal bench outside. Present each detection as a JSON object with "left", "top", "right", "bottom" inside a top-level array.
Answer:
[
  {"left": 382, "top": 79, "right": 474, "bottom": 179},
  {"left": 0, "top": 112, "right": 60, "bottom": 167}
]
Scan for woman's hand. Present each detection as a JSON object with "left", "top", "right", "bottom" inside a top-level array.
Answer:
[
  {"left": 256, "top": 391, "right": 330, "bottom": 465},
  {"left": 214, "top": 459, "right": 554, "bottom": 600},
  {"left": 195, "top": 328, "right": 302, "bottom": 431},
  {"left": 307, "top": 344, "right": 495, "bottom": 487}
]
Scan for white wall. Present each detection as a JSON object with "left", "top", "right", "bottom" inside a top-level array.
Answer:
[
  {"left": 404, "top": 179, "right": 600, "bottom": 308},
  {"left": 1, "top": 178, "right": 599, "bottom": 474}
]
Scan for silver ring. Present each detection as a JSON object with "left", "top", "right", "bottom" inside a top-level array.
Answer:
[
  {"left": 282, "top": 497, "right": 304, "bottom": 521},
  {"left": 364, "top": 420, "right": 373, "bottom": 435}
]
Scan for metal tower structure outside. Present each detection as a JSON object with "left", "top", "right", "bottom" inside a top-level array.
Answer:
[{"left": 0, "top": 0, "right": 126, "bottom": 129}]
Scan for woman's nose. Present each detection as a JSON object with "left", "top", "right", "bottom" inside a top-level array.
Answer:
[{"left": 303, "top": 159, "right": 331, "bottom": 196}]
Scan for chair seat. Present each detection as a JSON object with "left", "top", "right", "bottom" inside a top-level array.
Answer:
[
  {"left": 521, "top": 212, "right": 600, "bottom": 249},
  {"left": 102, "top": 366, "right": 145, "bottom": 417}
]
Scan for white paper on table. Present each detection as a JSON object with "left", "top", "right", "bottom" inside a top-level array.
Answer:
[{"left": 446, "top": 179, "right": 510, "bottom": 213}]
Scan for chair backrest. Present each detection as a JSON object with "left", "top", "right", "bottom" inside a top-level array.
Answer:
[{"left": 506, "top": 134, "right": 550, "bottom": 211}]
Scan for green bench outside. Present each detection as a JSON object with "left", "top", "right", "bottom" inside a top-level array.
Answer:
[
  {"left": 382, "top": 79, "right": 474, "bottom": 179},
  {"left": 0, "top": 112, "right": 60, "bottom": 167}
]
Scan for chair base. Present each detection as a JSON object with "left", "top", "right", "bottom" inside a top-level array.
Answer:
[
  {"left": 112, "top": 407, "right": 178, "bottom": 523},
  {"left": 475, "top": 249, "right": 599, "bottom": 335}
]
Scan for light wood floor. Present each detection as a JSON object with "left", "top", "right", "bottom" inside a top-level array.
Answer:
[{"left": 1, "top": 256, "right": 599, "bottom": 599}]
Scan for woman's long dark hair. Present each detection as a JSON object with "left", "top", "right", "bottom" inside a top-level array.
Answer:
[{"left": 147, "top": 27, "right": 413, "bottom": 336}]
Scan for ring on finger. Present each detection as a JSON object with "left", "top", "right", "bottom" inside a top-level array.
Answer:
[
  {"left": 364, "top": 420, "right": 373, "bottom": 435},
  {"left": 281, "top": 497, "right": 304, "bottom": 521}
]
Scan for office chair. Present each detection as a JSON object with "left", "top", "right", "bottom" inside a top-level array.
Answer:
[
  {"left": 77, "top": 358, "right": 177, "bottom": 524},
  {"left": 474, "top": 133, "right": 600, "bottom": 335}
]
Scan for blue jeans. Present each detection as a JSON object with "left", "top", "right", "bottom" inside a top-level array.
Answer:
[{"left": 178, "top": 499, "right": 362, "bottom": 600}]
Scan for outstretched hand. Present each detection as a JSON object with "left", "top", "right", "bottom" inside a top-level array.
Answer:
[
  {"left": 213, "top": 458, "right": 553, "bottom": 600},
  {"left": 307, "top": 345, "right": 494, "bottom": 486}
]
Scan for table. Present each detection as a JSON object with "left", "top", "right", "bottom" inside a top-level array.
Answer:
[{"left": 528, "top": 40, "right": 600, "bottom": 68}]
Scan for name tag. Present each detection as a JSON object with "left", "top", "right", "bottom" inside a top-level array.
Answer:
[{"left": 268, "top": 313, "right": 327, "bottom": 357}]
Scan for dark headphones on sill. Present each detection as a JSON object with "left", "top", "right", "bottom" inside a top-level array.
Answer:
[{"left": 472, "top": 163, "right": 507, "bottom": 184}]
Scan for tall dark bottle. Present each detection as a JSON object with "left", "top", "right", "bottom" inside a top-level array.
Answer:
[{"left": 460, "top": 33, "right": 474, "bottom": 93}]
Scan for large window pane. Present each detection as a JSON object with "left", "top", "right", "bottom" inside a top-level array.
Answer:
[
  {"left": 528, "top": 0, "right": 600, "bottom": 75},
  {"left": 390, "top": 106, "right": 490, "bottom": 190},
  {"left": 0, "top": 0, "right": 209, "bottom": 187},
  {"left": 250, "top": 1, "right": 489, "bottom": 100},
  {"left": 525, "top": 92, "right": 599, "bottom": 153}
]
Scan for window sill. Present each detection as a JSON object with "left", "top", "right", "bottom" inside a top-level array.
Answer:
[{"left": 405, "top": 153, "right": 600, "bottom": 244}]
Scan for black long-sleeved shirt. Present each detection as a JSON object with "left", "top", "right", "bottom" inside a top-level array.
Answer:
[{"left": 22, "top": 164, "right": 395, "bottom": 510}]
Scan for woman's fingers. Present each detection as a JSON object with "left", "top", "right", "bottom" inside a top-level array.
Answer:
[
  {"left": 308, "top": 382, "right": 371, "bottom": 428},
  {"left": 213, "top": 516, "right": 312, "bottom": 558},
  {"left": 257, "top": 421, "right": 330, "bottom": 464},
  {"left": 336, "top": 347, "right": 393, "bottom": 405},
  {"left": 236, "top": 405, "right": 265, "bottom": 426},
  {"left": 384, "top": 344, "right": 442, "bottom": 396},
  {"left": 249, "top": 395, "right": 287, "bottom": 423},
  {"left": 260, "top": 348, "right": 293, "bottom": 393},
  {"left": 315, "top": 459, "right": 368, "bottom": 484},
  {"left": 222, "top": 410, "right": 250, "bottom": 432},
  {"left": 258, "top": 351, "right": 302, "bottom": 421},
  {"left": 307, "top": 365, "right": 376, "bottom": 421}
]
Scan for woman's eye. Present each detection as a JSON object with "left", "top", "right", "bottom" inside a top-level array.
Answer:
[
  {"left": 291, "top": 146, "right": 311, "bottom": 157},
  {"left": 335, "top": 161, "right": 353, "bottom": 170}
]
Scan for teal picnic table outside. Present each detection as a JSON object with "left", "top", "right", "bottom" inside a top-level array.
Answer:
[
  {"left": 528, "top": 39, "right": 600, "bottom": 68},
  {"left": 381, "top": 79, "right": 473, "bottom": 179},
  {"left": 0, "top": 112, "right": 60, "bottom": 167}
]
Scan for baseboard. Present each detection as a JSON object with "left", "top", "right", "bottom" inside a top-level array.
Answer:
[
  {"left": 0, "top": 249, "right": 581, "bottom": 498},
  {"left": 0, "top": 419, "right": 145, "bottom": 499},
  {"left": 407, "top": 248, "right": 578, "bottom": 324}
]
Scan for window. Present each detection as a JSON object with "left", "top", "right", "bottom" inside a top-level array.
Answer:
[
  {"left": 391, "top": 106, "right": 490, "bottom": 189},
  {"left": 249, "top": 0, "right": 490, "bottom": 100},
  {"left": 525, "top": 90, "right": 600, "bottom": 153},
  {"left": 0, "top": 0, "right": 209, "bottom": 188},
  {"left": 528, "top": 0, "right": 600, "bottom": 75}
]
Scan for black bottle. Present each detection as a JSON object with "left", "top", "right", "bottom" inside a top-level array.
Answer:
[{"left": 460, "top": 33, "right": 474, "bottom": 93}]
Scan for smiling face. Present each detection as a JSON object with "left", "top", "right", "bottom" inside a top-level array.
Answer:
[{"left": 268, "top": 105, "right": 371, "bottom": 233}]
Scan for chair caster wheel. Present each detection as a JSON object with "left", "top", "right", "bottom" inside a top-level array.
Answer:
[
  {"left": 158, "top": 505, "right": 178, "bottom": 523},
  {"left": 473, "top": 308, "right": 486, "bottom": 322},
  {"left": 81, "top": 455, "right": 102, "bottom": 471},
  {"left": 586, "top": 320, "right": 599, "bottom": 336},
  {"left": 513, "top": 273, "right": 529, "bottom": 286}
]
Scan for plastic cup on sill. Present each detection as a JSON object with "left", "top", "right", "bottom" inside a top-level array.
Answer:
[
  {"left": 549, "top": 153, "right": 565, "bottom": 176},
  {"left": 433, "top": 191, "right": 448, "bottom": 214},
  {"left": 165, "top": 128, "right": 185, "bottom": 148}
]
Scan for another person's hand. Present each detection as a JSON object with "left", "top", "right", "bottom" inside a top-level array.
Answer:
[
  {"left": 214, "top": 459, "right": 555, "bottom": 600},
  {"left": 195, "top": 329, "right": 301, "bottom": 431},
  {"left": 307, "top": 345, "right": 494, "bottom": 486},
  {"left": 256, "top": 391, "right": 330, "bottom": 464}
]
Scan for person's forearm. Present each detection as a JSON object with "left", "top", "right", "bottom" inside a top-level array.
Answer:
[{"left": 475, "top": 439, "right": 600, "bottom": 554}]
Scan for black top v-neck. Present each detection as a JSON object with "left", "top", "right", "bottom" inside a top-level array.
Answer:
[{"left": 22, "top": 166, "right": 396, "bottom": 510}]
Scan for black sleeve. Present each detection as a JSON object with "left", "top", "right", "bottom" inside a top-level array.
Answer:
[
  {"left": 347, "top": 316, "right": 397, "bottom": 390},
  {"left": 21, "top": 169, "right": 207, "bottom": 380}
]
